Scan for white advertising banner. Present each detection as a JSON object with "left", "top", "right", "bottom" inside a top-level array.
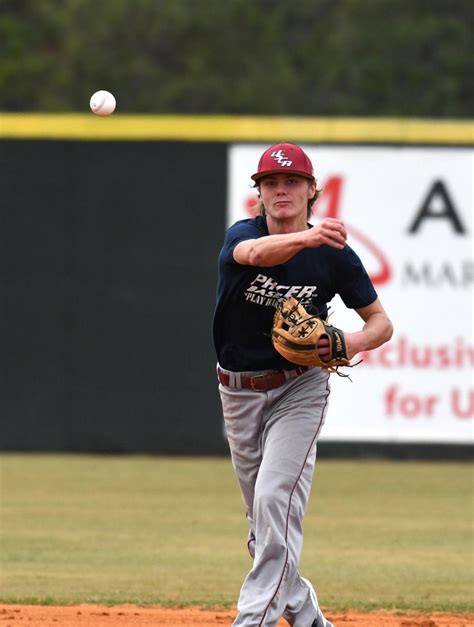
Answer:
[{"left": 227, "top": 145, "right": 473, "bottom": 444}]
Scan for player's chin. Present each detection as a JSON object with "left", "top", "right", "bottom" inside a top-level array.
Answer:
[{"left": 270, "top": 204, "right": 297, "bottom": 218}]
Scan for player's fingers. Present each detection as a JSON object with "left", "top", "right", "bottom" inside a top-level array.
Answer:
[
  {"left": 323, "top": 217, "right": 346, "bottom": 230},
  {"left": 330, "top": 225, "right": 347, "bottom": 241},
  {"left": 322, "top": 225, "right": 346, "bottom": 243},
  {"left": 321, "top": 233, "right": 345, "bottom": 249},
  {"left": 317, "top": 338, "right": 330, "bottom": 355},
  {"left": 324, "top": 218, "right": 347, "bottom": 240}
]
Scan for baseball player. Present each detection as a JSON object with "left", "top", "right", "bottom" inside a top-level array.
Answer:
[{"left": 213, "top": 143, "right": 393, "bottom": 627}]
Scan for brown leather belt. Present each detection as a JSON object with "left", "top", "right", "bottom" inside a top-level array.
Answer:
[{"left": 217, "top": 366, "right": 309, "bottom": 391}]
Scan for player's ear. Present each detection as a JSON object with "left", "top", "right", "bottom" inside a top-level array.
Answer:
[{"left": 308, "top": 178, "right": 317, "bottom": 197}]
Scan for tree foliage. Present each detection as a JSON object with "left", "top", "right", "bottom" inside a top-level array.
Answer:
[{"left": 0, "top": 0, "right": 472, "bottom": 116}]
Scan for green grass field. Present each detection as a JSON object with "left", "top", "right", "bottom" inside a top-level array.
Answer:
[{"left": 0, "top": 454, "right": 472, "bottom": 612}]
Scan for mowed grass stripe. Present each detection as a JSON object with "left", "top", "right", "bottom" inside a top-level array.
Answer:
[{"left": 0, "top": 454, "right": 472, "bottom": 611}]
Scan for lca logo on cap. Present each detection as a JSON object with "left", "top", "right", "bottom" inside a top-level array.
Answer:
[{"left": 271, "top": 150, "right": 292, "bottom": 167}]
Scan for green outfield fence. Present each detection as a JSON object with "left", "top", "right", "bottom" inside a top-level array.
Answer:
[{"left": 1, "top": 115, "right": 472, "bottom": 457}]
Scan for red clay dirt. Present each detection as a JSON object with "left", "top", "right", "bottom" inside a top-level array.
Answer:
[{"left": 0, "top": 605, "right": 473, "bottom": 626}]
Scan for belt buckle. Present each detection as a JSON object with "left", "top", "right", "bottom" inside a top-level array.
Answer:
[{"left": 250, "top": 373, "right": 270, "bottom": 391}]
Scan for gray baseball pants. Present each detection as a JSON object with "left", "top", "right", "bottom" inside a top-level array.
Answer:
[{"left": 218, "top": 366, "right": 331, "bottom": 627}]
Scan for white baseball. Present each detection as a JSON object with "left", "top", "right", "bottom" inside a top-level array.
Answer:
[{"left": 89, "top": 90, "right": 116, "bottom": 116}]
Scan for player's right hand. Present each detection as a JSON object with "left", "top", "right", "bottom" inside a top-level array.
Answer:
[{"left": 303, "top": 218, "right": 347, "bottom": 250}]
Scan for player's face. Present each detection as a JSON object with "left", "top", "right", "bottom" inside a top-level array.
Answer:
[{"left": 259, "top": 173, "right": 316, "bottom": 221}]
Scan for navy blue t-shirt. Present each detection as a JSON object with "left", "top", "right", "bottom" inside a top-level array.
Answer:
[{"left": 213, "top": 216, "right": 377, "bottom": 372}]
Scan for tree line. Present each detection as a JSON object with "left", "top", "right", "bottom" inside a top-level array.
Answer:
[{"left": 0, "top": 0, "right": 472, "bottom": 117}]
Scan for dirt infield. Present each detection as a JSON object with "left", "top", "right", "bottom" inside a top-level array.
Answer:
[{"left": 1, "top": 605, "right": 473, "bottom": 626}]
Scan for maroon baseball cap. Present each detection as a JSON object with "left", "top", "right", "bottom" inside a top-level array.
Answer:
[{"left": 251, "top": 143, "right": 315, "bottom": 182}]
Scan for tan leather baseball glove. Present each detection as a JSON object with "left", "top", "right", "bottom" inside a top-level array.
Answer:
[{"left": 271, "top": 296, "right": 351, "bottom": 373}]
